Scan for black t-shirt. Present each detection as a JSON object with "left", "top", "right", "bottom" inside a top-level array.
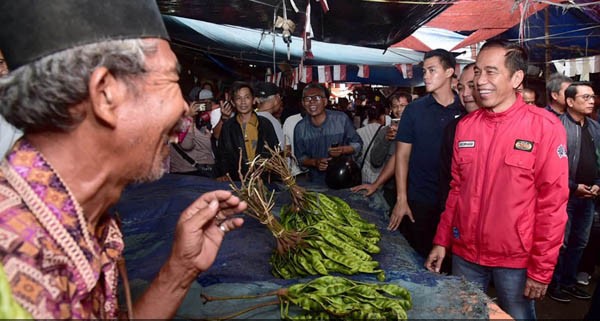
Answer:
[{"left": 576, "top": 120, "right": 598, "bottom": 186}]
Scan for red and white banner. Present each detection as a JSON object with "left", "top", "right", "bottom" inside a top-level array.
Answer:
[
  {"left": 357, "top": 65, "right": 370, "bottom": 78},
  {"left": 406, "top": 64, "right": 413, "bottom": 79},
  {"left": 291, "top": 67, "right": 299, "bottom": 89},
  {"left": 303, "top": 3, "right": 314, "bottom": 59},
  {"left": 395, "top": 64, "right": 414, "bottom": 79},
  {"left": 317, "top": 0, "right": 330, "bottom": 13},
  {"left": 333, "top": 65, "right": 346, "bottom": 81},
  {"left": 300, "top": 66, "right": 313, "bottom": 83},
  {"left": 317, "top": 66, "right": 332, "bottom": 83},
  {"left": 265, "top": 72, "right": 282, "bottom": 85}
]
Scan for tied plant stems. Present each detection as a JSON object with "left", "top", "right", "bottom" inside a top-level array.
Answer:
[
  {"left": 228, "top": 150, "right": 306, "bottom": 254},
  {"left": 257, "top": 145, "right": 306, "bottom": 212}
]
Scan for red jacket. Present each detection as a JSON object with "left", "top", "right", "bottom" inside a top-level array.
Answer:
[{"left": 434, "top": 97, "right": 569, "bottom": 284}]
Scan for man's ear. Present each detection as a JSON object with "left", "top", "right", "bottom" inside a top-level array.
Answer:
[
  {"left": 445, "top": 67, "right": 455, "bottom": 78},
  {"left": 88, "top": 66, "right": 120, "bottom": 128},
  {"left": 566, "top": 97, "right": 574, "bottom": 108},
  {"left": 511, "top": 70, "right": 525, "bottom": 90}
]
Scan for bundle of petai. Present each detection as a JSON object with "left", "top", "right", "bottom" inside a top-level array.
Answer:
[
  {"left": 200, "top": 275, "right": 412, "bottom": 321},
  {"left": 238, "top": 147, "right": 385, "bottom": 280}
]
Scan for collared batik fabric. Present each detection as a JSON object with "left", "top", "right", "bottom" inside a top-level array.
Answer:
[{"left": 0, "top": 140, "right": 124, "bottom": 319}]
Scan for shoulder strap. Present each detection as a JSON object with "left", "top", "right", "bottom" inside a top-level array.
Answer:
[
  {"left": 360, "top": 125, "right": 384, "bottom": 170},
  {"left": 171, "top": 143, "right": 201, "bottom": 170}
]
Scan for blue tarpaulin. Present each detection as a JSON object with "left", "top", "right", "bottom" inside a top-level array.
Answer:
[{"left": 113, "top": 174, "right": 490, "bottom": 319}]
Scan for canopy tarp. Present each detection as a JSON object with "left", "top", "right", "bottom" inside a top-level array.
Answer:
[
  {"left": 157, "top": 0, "right": 449, "bottom": 49},
  {"left": 165, "top": 15, "right": 425, "bottom": 67},
  {"left": 424, "top": 0, "right": 562, "bottom": 50},
  {"left": 498, "top": 1, "right": 600, "bottom": 64}
]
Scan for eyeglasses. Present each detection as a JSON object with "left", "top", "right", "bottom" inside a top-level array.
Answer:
[
  {"left": 303, "top": 95, "right": 325, "bottom": 103},
  {"left": 575, "top": 94, "right": 598, "bottom": 102}
]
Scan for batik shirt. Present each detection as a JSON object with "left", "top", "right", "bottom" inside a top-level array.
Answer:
[{"left": 0, "top": 140, "right": 124, "bottom": 319}]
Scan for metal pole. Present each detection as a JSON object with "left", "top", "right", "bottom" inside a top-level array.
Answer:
[{"left": 544, "top": 7, "right": 551, "bottom": 102}]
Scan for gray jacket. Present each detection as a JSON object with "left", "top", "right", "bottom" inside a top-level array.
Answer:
[{"left": 559, "top": 112, "right": 600, "bottom": 192}]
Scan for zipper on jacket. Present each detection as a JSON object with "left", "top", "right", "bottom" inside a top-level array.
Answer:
[{"left": 477, "top": 121, "right": 499, "bottom": 264}]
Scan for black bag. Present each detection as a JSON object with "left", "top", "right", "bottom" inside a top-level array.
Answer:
[{"left": 325, "top": 155, "right": 362, "bottom": 189}]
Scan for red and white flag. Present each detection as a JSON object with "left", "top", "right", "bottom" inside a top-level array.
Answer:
[
  {"left": 395, "top": 64, "right": 414, "bottom": 79},
  {"left": 317, "top": 0, "right": 330, "bottom": 13},
  {"left": 317, "top": 66, "right": 332, "bottom": 83},
  {"left": 291, "top": 67, "right": 299, "bottom": 89},
  {"left": 406, "top": 64, "right": 413, "bottom": 79},
  {"left": 333, "top": 65, "right": 346, "bottom": 81},
  {"left": 300, "top": 66, "right": 313, "bottom": 83},
  {"left": 357, "top": 65, "right": 370, "bottom": 78}
]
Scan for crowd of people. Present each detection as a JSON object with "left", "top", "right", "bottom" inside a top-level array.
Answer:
[{"left": 0, "top": 1, "right": 599, "bottom": 320}]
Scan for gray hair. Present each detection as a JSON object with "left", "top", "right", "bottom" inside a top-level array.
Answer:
[
  {"left": 0, "top": 39, "right": 157, "bottom": 133},
  {"left": 546, "top": 73, "right": 572, "bottom": 100},
  {"left": 256, "top": 94, "right": 278, "bottom": 104}
]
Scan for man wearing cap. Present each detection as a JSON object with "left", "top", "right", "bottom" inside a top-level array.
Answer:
[
  {"left": 255, "top": 82, "right": 285, "bottom": 150},
  {"left": 0, "top": 1, "right": 246, "bottom": 319}
]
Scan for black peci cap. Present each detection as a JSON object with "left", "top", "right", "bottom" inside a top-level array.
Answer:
[
  {"left": 0, "top": 0, "right": 169, "bottom": 70},
  {"left": 255, "top": 82, "right": 280, "bottom": 98}
]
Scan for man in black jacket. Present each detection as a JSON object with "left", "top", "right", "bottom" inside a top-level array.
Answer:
[
  {"left": 550, "top": 82, "right": 600, "bottom": 303},
  {"left": 215, "top": 81, "right": 278, "bottom": 181}
]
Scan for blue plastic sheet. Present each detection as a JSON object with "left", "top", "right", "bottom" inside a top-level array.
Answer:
[{"left": 113, "top": 174, "right": 489, "bottom": 319}]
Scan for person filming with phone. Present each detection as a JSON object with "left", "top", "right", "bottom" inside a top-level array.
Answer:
[{"left": 169, "top": 89, "right": 219, "bottom": 177}]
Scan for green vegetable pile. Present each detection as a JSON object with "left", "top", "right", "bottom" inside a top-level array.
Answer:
[
  {"left": 230, "top": 148, "right": 384, "bottom": 280},
  {"left": 200, "top": 275, "right": 412, "bottom": 320},
  {"left": 274, "top": 192, "right": 383, "bottom": 280}
]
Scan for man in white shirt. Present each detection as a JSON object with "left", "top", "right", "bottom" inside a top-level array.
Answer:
[{"left": 255, "top": 82, "right": 284, "bottom": 149}]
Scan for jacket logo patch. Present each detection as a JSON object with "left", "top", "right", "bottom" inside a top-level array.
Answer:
[
  {"left": 557, "top": 144, "right": 567, "bottom": 159},
  {"left": 453, "top": 227, "right": 460, "bottom": 239},
  {"left": 514, "top": 139, "right": 534, "bottom": 152},
  {"left": 458, "top": 141, "right": 475, "bottom": 148}
]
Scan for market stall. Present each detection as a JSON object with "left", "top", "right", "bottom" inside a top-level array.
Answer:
[{"left": 114, "top": 174, "right": 491, "bottom": 319}]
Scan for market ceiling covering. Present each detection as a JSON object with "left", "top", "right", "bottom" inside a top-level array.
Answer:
[{"left": 156, "top": 0, "right": 450, "bottom": 49}]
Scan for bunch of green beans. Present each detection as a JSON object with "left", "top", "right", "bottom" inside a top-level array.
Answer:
[
  {"left": 198, "top": 276, "right": 411, "bottom": 320},
  {"left": 281, "top": 192, "right": 380, "bottom": 249},
  {"left": 280, "top": 275, "right": 412, "bottom": 320},
  {"left": 270, "top": 219, "right": 385, "bottom": 281},
  {"left": 272, "top": 192, "right": 384, "bottom": 280}
]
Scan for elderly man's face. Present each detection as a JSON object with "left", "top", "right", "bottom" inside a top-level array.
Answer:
[
  {"left": 0, "top": 51, "right": 8, "bottom": 77},
  {"left": 122, "top": 39, "right": 188, "bottom": 182}
]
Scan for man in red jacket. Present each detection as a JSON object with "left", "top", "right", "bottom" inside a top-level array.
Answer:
[{"left": 425, "top": 40, "right": 569, "bottom": 320}]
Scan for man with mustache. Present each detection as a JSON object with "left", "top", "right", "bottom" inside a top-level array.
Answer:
[{"left": 0, "top": 1, "right": 246, "bottom": 318}]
